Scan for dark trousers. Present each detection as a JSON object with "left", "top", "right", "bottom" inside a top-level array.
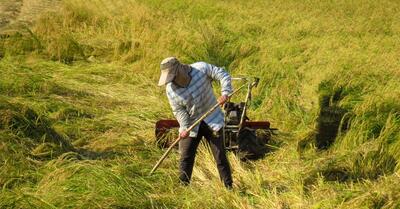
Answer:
[{"left": 179, "top": 121, "right": 233, "bottom": 188}]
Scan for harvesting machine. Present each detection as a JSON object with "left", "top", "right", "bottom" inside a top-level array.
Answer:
[{"left": 155, "top": 77, "right": 275, "bottom": 160}]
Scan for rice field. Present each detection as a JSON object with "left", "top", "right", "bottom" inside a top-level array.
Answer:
[{"left": 0, "top": 0, "right": 399, "bottom": 208}]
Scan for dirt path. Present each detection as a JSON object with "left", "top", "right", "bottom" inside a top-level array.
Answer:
[{"left": 0, "top": 0, "right": 60, "bottom": 32}]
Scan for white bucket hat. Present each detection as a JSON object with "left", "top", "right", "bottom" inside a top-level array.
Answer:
[{"left": 158, "top": 57, "right": 179, "bottom": 86}]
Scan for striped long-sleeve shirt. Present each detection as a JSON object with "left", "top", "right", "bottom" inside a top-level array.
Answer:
[{"left": 166, "top": 62, "right": 233, "bottom": 137}]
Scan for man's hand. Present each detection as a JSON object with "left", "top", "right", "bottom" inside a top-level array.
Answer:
[
  {"left": 179, "top": 130, "right": 189, "bottom": 139},
  {"left": 217, "top": 95, "right": 229, "bottom": 106}
]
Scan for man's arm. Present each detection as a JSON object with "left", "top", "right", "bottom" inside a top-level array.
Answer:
[
  {"left": 202, "top": 62, "right": 233, "bottom": 96},
  {"left": 202, "top": 62, "right": 233, "bottom": 104},
  {"left": 166, "top": 91, "right": 190, "bottom": 138}
]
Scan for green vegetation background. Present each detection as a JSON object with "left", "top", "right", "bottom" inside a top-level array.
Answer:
[{"left": 0, "top": 0, "right": 399, "bottom": 208}]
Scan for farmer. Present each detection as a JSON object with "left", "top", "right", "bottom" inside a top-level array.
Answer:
[{"left": 158, "top": 57, "right": 233, "bottom": 189}]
